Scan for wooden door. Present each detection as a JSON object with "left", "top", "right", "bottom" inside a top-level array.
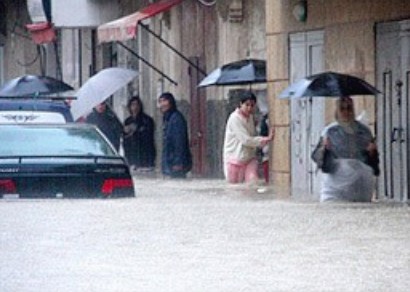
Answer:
[{"left": 189, "top": 56, "right": 207, "bottom": 176}]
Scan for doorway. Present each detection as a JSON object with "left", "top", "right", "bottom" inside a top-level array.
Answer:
[
  {"left": 189, "top": 56, "right": 207, "bottom": 177},
  {"left": 289, "top": 30, "right": 324, "bottom": 198},
  {"left": 376, "top": 19, "right": 410, "bottom": 202}
]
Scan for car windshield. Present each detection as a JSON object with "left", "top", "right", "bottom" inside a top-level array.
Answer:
[{"left": 0, "top": 125, "right": 116, "bottom": 156}]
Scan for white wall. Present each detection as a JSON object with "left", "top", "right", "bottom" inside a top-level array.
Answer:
[{"left": 52, "top": 0, "right": 120, "bottom": 28}]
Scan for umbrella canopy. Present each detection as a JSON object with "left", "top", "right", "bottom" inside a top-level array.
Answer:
[
  {"left": 198, "top": 59, "right": 266, "bottom": 87},
  {"left": 70, "top": 67, "right": 138, "bottom": 120},
  {"left": 0, "top": 75, "right": 74, "bottom": 97},
  {"left": 279, "top": 71, "right": 380, "bottom": 99}
]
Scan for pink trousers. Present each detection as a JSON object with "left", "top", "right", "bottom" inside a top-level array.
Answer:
[{"left": 225, "top": 159, "right": 259, "bottom": 184}]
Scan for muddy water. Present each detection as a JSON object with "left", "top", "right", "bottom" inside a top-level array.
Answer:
[{"left": 1, "top": 178, "right": 409, "bottom": 292}]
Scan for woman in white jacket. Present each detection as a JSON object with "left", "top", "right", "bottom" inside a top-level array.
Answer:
[{"left": 223, "top": 92, "right": 274, "bottom": 184}]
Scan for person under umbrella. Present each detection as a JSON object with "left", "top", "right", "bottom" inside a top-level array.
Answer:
[
  {"left": 223, "top": 92, "right": 275, "bottom": 186},
  {"left": 86, "top": 102, "right": 123, "bottom": 152},
  {"left": 70, "top": 67, "right": 138, "bottom": 121},
  {"left": 312, "top": 96, "right": 380, "bottom": 202}
]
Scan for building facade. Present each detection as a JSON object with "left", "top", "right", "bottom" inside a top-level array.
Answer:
[
  {"left": 4, "top": 1, "right": 408, "bottom": 201},
  {"left": 0, "top": 0, "right": 267, "bottom": 179},
  {"left": 266, "top": 0, "right": 410, "bottom": 201}
]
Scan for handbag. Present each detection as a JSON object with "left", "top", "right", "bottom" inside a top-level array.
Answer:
[{"left": 311, "top": 140, "right": 336, "bottom": 173}]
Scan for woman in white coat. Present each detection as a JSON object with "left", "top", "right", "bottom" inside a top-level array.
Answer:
[{"left": 223, "top": 92, "right": 274, "bottom": 184}]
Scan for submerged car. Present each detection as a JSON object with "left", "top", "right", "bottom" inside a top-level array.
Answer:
[
  {"left": 0, "top": 124, "right": 135, "bottom": 198},
  {"left": 0, "top": 99, "right": 74, "bottom": 124}
]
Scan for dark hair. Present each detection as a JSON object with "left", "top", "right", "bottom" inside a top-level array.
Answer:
[
  {"left": 127, "top": 95, "right": 144, "bottom": 114},
  {"left": 159, "top": 92, "right": 177, "bottom": 110},
  {"left": 239, "top": 91, "right": 257, "bottom": 106}
]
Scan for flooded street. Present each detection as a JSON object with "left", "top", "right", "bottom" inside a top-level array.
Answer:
[{"left": 1, "top": 178, "right": 409, "bottom": 292}]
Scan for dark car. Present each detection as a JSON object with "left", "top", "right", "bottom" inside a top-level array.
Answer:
[
  {"left": 0, "top": 124, "right": 135, "bottom": 198},
  {"left": 0, "top": 99, "right": 74, "bottom": 124}
]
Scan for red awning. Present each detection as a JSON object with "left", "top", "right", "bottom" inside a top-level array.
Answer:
[
  {"left": 97, "top": 0, "right": 183, "bottom": 43},
  {"left": 26, "top": 22, "right": 56, "bottom": 44}
]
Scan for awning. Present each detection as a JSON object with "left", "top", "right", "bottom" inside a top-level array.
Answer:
[
  {"left": 26, "top": 22, "right": 56, "bottom": 44},
  {"left": 97, "top": 0, "right": 183, "bottom": 43}
]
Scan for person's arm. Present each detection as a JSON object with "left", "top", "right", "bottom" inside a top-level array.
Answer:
[
  {"left": 85, "top": 112, "right": 96, "bottom": 125},
  {"left": 365, "top": 127, "right": 378, "bottom": 157},
  {"left": 145, "top": 115, "right": 157, "bottom": 163},
  {"left": 114, "top": 115, "right": 123, "bottom": 133},
  {"left": 359, "top": 121, "right": 378, "bottom": 157},
  {"left": 146, "top": 116, "right": 155, "bottom": 141},
  {"left": 230, "top": 114, "right": 272, "bottom": 148},
  {"left": 169, "top": 113, "right": 189, "bottom": 170},
  {"left": 123, "top": 117, "right": 133, "bottom": 134}
]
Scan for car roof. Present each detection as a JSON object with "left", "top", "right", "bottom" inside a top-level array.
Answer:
[{"left": 0, "top": 99, "right": 74, "bottom": 122}]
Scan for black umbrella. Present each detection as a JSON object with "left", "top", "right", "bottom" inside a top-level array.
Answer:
[
  {"left": 198, "top": 59, "right": 266, "bottom": 87},
  {"left": 279, "top": 71, "right": 380, "bottom": 99},
  {"left": 0, "top": 75, "right": 74, "bottom": 97}
]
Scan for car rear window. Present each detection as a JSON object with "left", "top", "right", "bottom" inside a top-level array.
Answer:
[{"left": 0, "top": 126, "right": 117, "bottom": 156}]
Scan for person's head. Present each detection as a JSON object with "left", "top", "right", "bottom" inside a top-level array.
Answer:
[
  {"left": 94, "top": 102, "right": 107, "bottom": 113},
  {"left": 127, "top": 96, "right": 143, "bottom": 116},
  {"left": 158, "top": 92, "right": 176, "bottom": 114},
  {"left": 335, "top": 96, "right": 355, "bottom": 123},
  {"left": 238, "top": 92, "right": 257, "bottom": 117}
]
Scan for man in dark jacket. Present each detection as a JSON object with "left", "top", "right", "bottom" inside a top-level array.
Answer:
[
  {"left": 86, "top": 102, "right": 123, "bottom": 151},
  {"left": 158, "top": 92, "right": 192, "bottom": 178},
  {"left": 123, "top": 96, "right": 156, "bottom": 171}
]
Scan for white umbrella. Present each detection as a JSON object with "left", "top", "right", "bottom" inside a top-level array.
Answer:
[{"left": 70, "top": 67, "right": 138, "bottom": 120}]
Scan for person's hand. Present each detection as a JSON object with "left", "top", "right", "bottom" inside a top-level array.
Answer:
[
  {"left": 124, "top": 123, "right": 137, "bottom": 134},
  {"left": 367, "top": 142, "right": 377, "bottom": 154},
  {"left": 260, "top": 128, "right": 275, "bottom": 147},
  {"left": 172, "top": 165, "right": 183, "bottom": 171},
  {"left": 268, "top": 128, "right": 275, "bottom": 141},
  {"left": 323, "top": 137, "right": 331, "bottom": 149},
  {"left": 124, "top": 125, "right": 131, "bottom": 134}
]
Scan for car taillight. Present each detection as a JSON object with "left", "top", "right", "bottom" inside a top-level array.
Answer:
[
  {"left": 101, "top": 178, "right": 133, "bottom": 195},
  {"left": 0, "top": 179, "right": 17, "bottom": 193}
]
